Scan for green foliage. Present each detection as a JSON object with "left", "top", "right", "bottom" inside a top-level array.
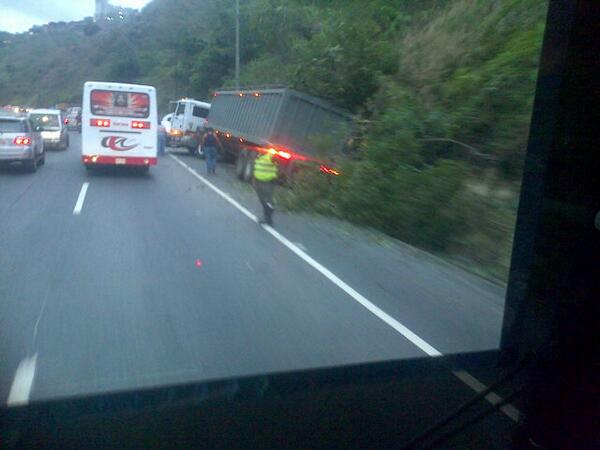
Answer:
[
  {"left": 275, "top": 0, "right": 547, "bottom": 281},
  {"left": 289, "top": 13, "right": 398, "bottom": 112}
]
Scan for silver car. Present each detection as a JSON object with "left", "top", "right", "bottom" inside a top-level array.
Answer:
[
  {"left": 0, "top": 115, "right": 45, "bottom": 172},
  {"left": 66, "top": 107, "right": 82, "bottom": 132},
  {"left": 28, "top": 109, "right": 69, "bottom": 150}
]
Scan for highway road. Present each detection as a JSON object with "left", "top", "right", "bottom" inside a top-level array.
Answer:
[{"left": 0, "top": 133, "right": 505, "bottom": 404}]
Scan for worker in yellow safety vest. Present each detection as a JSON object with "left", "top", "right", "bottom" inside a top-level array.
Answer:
[{"left": 253, "top": 151, "right": 279, "bottom": 226}]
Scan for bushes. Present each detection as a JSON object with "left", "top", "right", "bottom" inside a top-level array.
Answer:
[
  {"left": 333, "top": 159, "right": 468, "bottom": 251},
  {"left": 274, "top": 0, "right": 548, "bottom": 282}
]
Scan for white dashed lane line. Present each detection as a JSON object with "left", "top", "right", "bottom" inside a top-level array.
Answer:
[
  {"left": 73, "top": 182, "right": 90, "bottom": 215},
  {"left": 7, "top": 354, "right": 37, "bottom": 406}
]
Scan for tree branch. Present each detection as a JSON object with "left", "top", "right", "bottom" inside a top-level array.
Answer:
[{"left": 419, "top": 137, "right": 498, "bottom": 161}]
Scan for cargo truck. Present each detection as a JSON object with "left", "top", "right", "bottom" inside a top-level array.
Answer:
[{"left": 204, "top": 88, "right": 352, "bottom": 181}]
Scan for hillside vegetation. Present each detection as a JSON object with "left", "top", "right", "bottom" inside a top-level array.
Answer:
[{"left": 0, "top": 0, "right": 549, "bottom": 281}]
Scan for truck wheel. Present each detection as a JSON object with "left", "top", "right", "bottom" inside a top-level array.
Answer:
[
  {"left": 243, "top": 153, "right": 255, "bottom": 182},
  {"left": 282, "top": 159, "right": 296, "bottom": 184},
  {"left": 235, "top": 150, "right": 247, "bottom": 179}
]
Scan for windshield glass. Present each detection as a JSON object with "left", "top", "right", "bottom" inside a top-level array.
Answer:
[
  {"left": 0, "top": 0, "right": 549, "bottom": 408},
  {"left": 29, "top": 113, "right": 60, "bottom": 130},
  {"left": 0, "top": 119, "right": 26, "bottom": 132},
  {"left": 175, "top": 102, "right": 186, "bottom": 116}
]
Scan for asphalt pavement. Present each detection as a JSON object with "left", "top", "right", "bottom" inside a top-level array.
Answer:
[{"left": 0, "top": 134, "right": 505, "bottom": 404}]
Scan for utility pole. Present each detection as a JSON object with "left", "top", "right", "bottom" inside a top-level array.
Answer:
[{"left": 235, "top": 0, "right": 240, "bottom": 89}]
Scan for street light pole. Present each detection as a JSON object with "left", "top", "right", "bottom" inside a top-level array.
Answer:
[{"left": 235, "top": 0, "right": 240, "bottom": 89}]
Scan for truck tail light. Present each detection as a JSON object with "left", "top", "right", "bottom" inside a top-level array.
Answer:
[
  {"left": 91, "top": 119, "right": 110, "bottom": 127},
  {"left": 131, "top": 121, "right": 150, "bottom": 129},
  {"left": 13, "top": 136, "right": 31, "bottom": 145},
  {"left": 266, "top": 148, "right": 292, "bottom": 160},
  {"left": 320, "top": 165, "right": 340, "bottom": 176}
]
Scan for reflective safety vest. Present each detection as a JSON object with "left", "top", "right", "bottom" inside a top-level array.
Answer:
[{"left": 254, "top": 153, "right": 278, "bottom": 181}]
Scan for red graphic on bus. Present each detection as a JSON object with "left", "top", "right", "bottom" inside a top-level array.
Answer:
[{"left": 101, "top": 136, "right": 138, "bottom": 151}]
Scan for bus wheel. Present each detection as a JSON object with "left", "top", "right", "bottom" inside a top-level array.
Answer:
[{"left": 235, "top": 150, "right": 247, "bottom": 180}]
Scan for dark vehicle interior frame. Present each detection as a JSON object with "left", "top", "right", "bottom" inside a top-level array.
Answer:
[{"left": 1, "top": 1, "right": 598, "bottom": 448}]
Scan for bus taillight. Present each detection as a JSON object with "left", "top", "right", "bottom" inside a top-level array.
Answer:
[
  {"left": 131, "top": 121, "right": 151, "bottom": 129},
  {"left": 91, "top": 119, "right": 110, "bottom": 127}
]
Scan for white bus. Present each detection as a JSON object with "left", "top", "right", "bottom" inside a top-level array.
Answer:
[{"left": 82, "top": 81, "right": 157, "bottom": 171}]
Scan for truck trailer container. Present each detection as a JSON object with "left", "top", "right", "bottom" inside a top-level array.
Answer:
[{"left": 206, "top": 88, "right": 352, "bottom": 181}]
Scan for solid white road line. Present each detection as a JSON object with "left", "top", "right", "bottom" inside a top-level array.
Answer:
[
  {"left": 169, "top": 153, "right": 440, "bottom": 356},
  {"left": 170, "top": 154, "right": 257, "bottom": 222},
  {"left": 266, "top": 225, "right": 443, "bottom": 357},
  {"left": 7, "top": 354, "right": 37, "bottom": 406},
  {"left": 73, "top": 182, "right": 90, "bottom": 215},
  {"left": 169, "top": 152, "right": 521, "bottom": 421}
]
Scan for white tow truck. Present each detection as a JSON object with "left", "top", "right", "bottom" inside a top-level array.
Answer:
[{"left": 168, "top": 98, "right": 210, "bottom": 154}]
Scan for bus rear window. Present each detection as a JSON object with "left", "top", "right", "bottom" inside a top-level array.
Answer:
[{"left": 90, "top": 90, "right": 150, "bottom": 118}]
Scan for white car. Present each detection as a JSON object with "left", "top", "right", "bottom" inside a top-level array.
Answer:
[{"left": 28, "top": 109, "right": 69, "bottom": 150}]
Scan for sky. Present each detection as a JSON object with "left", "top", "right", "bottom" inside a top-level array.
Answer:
[{"left": 0, "top": 0, "right": 152, "bottom": 33}]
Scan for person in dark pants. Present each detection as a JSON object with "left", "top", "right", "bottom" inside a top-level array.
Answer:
[
  {"left": 157, "top": 124, "right": 167, "bottom": 156},
  {"left": 202, "top": 128, "right": 218, "bottom": 174},
  {"left": 253, "top": 151, "right": 278, "bottom": 226}
]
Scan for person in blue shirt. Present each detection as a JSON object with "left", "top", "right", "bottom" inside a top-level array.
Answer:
[{"left": 202, "top": 128, "right": 219, "bottom": 174}]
